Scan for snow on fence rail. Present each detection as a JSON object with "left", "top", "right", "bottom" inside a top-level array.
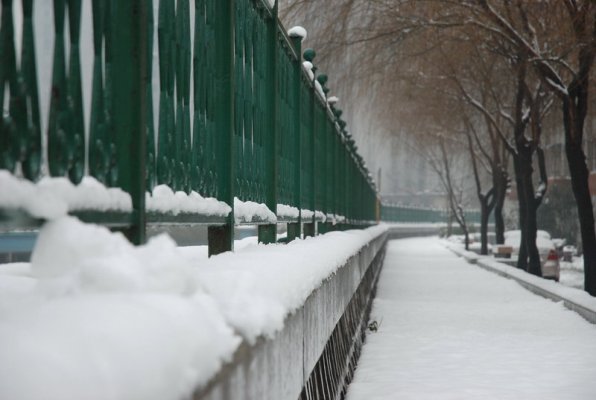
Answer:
[{"left": 0, "top": 0, "right": 377, "bottom": 255}]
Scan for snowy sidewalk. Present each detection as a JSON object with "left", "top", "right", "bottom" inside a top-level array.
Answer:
[{"left": 346, "top": 237, "right": 596, "bottom": 400}]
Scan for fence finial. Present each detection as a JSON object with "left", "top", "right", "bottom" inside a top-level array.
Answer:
[
  {"left": 288, "top": 26, "right": 307, "bottom": 40},
  {"left": 303, "top": 48, "right": 316, "bottom": 62}
]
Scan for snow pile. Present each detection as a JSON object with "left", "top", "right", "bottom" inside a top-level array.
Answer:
[
  {"left": 234, "top": 197, "right": 277, "bottom": 223},
  {"left": 315, "top": 80, "right": 325, "bottom": 99},
  {"left": 0, "top": 217, "right": 240, "bottom": 400},
  {"left": 277, "top": 203, "right": 300, "bottom": 219},
  {"left": 327, "top": 96, "right": 339, "bottom": 104},
  {"left": 301, "top": 209, "right": 314, "bottom": 220},
  {"left": 37, "top": 176, "right": 132, "bottom": 212},
  {"left": 303, "top": 61, "right": 314, "bottom": 81},
  {"left": 563, "top": 256, "right": 584, "bottom": 272},
  {"left": 146, "top": 185, "right": 231, "bottom": 217},
  {"left": 288, "top": 26, "right": 307, "bottom": 39},
  {"left": 0, "top": 170, "right": 67, "bottom": 219},
  {"left": 314, "top": 210, "right": 327, "bottom": 222},
  {"left": 560, "top": 256, "right": 584, "bottom": 290},
  {"left": 325, "top": 213, "right": 346, "bottom": 225},
  {"left": 0, "top": 170, "right": 132, "bottom": 219},
  {"left": 193, "top": 224, "right": 387, "bottom": 341},
  {"left": 0, "top": 171, "right": 232, "bottom": 219},
  {"left": 468, "top": 241, "right": 492, "bottom": 253},
  {"left": 504, "top": 229, "right": 555, "bottom": 254}
]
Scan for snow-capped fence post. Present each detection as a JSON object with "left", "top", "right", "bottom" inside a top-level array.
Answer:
[
  {"left": 287, "top": 28, "right": 305, "bottom": 242},
  {"left": 207, "top": 0, "right": 235, "bottom": 256},
  {"left": 111, "top": 0, "right": 148, "bottom": 245},
  {"left": 257, "top": 0, "right": 278, "bottom": 245}
]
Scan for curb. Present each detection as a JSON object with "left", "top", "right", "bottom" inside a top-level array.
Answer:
[{"left": 444, "top": 242, "right": 596, "bottom": 325}]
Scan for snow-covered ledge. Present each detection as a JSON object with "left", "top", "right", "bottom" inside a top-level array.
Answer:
[
  {"left": 195, "top": 225, "right": 388, "bottom": 400},
  {"left": 0, "top": 218, "right": 388, "bottom": 400}
]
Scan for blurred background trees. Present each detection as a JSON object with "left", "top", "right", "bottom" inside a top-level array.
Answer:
[{"left": 279, "top": 0, "right": 596, "bottom": 294}]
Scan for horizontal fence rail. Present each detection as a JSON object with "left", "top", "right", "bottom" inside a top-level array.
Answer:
[{"left": 0, "top": 0, "right": 378, "bottom": 254}]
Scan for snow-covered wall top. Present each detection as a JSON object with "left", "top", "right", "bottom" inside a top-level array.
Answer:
[{"left": 0, "top": 217, "right": 387, "bottom": 399}]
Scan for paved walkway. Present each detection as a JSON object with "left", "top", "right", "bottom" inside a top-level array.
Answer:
[{"left": 346, "top": 237, "right": 596, "bottom": 400}]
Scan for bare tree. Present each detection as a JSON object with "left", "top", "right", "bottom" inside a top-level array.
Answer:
[{"left": 464, "top": 0, "right": 596, "bottom": 292}]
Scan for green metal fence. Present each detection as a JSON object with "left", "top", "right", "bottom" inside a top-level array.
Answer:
[{"left": 0, "top": 0, "right": 378, "bottom": 255}]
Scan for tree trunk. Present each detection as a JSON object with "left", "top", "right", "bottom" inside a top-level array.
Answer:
[
  {"left": 513, "top": 156, "right": 528, "bottom": 270},
  {"left": 520, "top": 151, "right": 542, "bottom": 277},
  {"left": 525, "top": 200, "right": 541, "bottom": 277},
  {"left": 494, "top": 171, "right": 507, "bottom": 244},
  {"left": 480, "top": 201, "right": 490, "bottom": 255},
  {"left": 564, "top": 99, "right": 596, "bottom": 295}
]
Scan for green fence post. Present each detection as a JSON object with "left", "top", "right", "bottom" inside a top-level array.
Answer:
[
  {"left": 208, "top": 0, "right": 234, "bottom": 256},
  {"left": 145, "top": 0, "right": 155, "bottom": 190},
  {"left": 287, "top": 29, "right": 303, "bottom": 241},
  {"left": 303, "top": 48, "right": 316, "bottom": 237},
  {"left": 316, "top": 74, "right": 330, "bottom": 235},
  {"left": 111, "top": 0, "right": 147, "bottom": 244},
  {"left": 258, "top": 0, "right": 277, "bottom": 244}
]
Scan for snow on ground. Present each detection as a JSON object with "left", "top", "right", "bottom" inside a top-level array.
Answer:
[
  {"left": 346, "top": 237, "right": 596, "bottom": 400},
  {"left": 560, "top": 256, "right": 584, "bottom": 290},
  {"left": 0, "top": 217, "right": 386, "bottom": 399},
  {"left": 446, "top": 242, "right": 596, "bottom": 313}
]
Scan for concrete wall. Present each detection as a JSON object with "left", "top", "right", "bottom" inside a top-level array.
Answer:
[{"left": 193, "top": 232, "right": 388, "bottom": 400}]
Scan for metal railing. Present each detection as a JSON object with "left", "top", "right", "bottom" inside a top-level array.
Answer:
[{"left": 0, "top": 0, "right": 378, "bottom": 255}]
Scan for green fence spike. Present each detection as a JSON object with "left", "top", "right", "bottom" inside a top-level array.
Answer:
[
  {"left": 20, "top": 0, "right": 41, "bottom": 180},
  {"left": 47, "top": 0, "right": 68, "bottom": 178}
]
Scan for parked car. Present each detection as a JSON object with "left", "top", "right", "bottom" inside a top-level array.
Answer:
[{"left": 503, "top": 230, "right": 560, "bottom": 281}]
